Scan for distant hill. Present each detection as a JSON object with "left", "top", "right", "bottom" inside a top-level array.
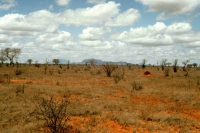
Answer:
[
  {"left": 80, "top": 58, "right": 104, "bottom": 65},
  {"left": 79, "top": 58, "right": 129, "bottom": 65},
  {"left": 56, "top": 58, "right": 131, "bottom": 65},
  {"left": 59, "top": 59, "right": 68, "bottom": 64}
]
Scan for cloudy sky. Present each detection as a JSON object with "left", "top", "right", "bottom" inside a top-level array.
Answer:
[{"left": 0, "top": 0, "right": 200, "bottom": 64}]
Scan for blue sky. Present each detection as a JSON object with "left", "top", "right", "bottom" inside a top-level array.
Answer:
[{"left": 0, "top": 0, "right": 200, "bottom": 65}]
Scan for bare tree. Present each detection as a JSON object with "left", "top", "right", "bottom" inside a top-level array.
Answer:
[
  {"left": 173, "top": 59, "right": 178, "bottom": 72},
  {"left": 27, "top": 59, "right": 33, "bottom": 65},
  {"left": 161, "top": 59, "right": 167, "bottom": 71},
  {"left": 102, "top": 63, "right": 117, "bottom": 77},
  {"left": 2, "top": 48, "right": 21, "bottom": 66},
  {"left": 52, "top": 59, "right": 60, "bottom": 65},
  {"left": 0, "top": 49, "right": 7, "bottom": 64},
  {"left": 89, "top": 60, "right": 95, "bottom": 66},
  {"left": 142, "top": 59, "right": 147, "bottom": 69},
  {"left": 182, "top": 59, "right": 190, "bottom": 67}
]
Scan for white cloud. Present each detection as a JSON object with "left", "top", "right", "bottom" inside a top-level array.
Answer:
[
  {"left": 0, "top": 0, "right": 17, "bottom": 10},
  {"left": 0, "top": 34, "right": 13, "bottom": 43},
  {"left": 105, "top": 8, "right": 141, "bottom": 26},
  {"left": 0, "top": 14, "right": 43, "bottom": 32},
  {"left": 87, "top": 0, "right": 106, "bottom": 4},
  {"left": 54, "top": 0, "right": 70, "bottom": 6},
  {"left": 166, "top": 22, "right": 192, "bottom": 34},
  {"left": 110, "top": 22, "right": 200, "bottom": 47},
  {"left": 78, "top": 27, "right": 106, "bottom": 40},
  {"left": 136, "top": 0, "right": 200, "bottom": 20},
  {"left": 58, "top": 1, "right": 120, "bottom": 26},
  {"left": 36, "top": 31, "right": 72, "bottom": 44}
]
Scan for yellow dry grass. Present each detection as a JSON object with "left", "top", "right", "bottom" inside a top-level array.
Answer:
[{"left": 0, "top": 64, "right": 200, "bottom": 133}]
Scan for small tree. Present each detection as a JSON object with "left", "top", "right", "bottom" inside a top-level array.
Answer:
[
  {"left": 193, "top": 63, "right": 198, "bottom": 68},
  {"left": 182, "top": 59, "right": 190, "bottom": 67},
  {"left": 0, "top": 49, "right": 7, "bottom": 64},
  {"left": 67, "top": 60, "right": 70, "bottom": 69},
  {"left": 142, "top": 59, "right": 147, "bottom": 69},
  {"left": 102, "top": 63, "right": 117, "bottom": 77},
  {"left": 2, "top": 47, "right": 21, "bottom": 66},
  {"left": 33, "top": 96, "right": 69, "bottom": 133},
  {"left": 27, "top": 59, "right": 33, "bottom": 65},
  {"left": 52, "top": 59, "right": 60, "bottom": 65},
  {"left": 173, "top": 59, "right": 178, "bottom": 72},
  {"left": 161, "top": 59, "right": 167, "bottom": 71}
]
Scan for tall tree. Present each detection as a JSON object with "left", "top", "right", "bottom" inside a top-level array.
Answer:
[
  {"left": 173, "top": 59, "right": 178, "bottom": 72},
  {"left": 0, "top": 49, "right": 7, "bottom": 64},
  {"left": 161, "top": 59, "right": 167, "bottom": 71},
  {"left": 52, "top": 59, "right": 60, "bottom": 65},
  {"left": 2, "top": 48, "right": 21, "bottom": 66},
  {"left": 27, "top": 59, "right": 33, "bottom": 65}
]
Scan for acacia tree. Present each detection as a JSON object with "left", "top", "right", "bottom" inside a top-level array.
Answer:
[
  {"left": 27, "top": 59, "right": 33, "bottom": 65},
  {"left": 2, "top": 48, "right": 21, "bottom": 66},
  {"left": 193, "top": 63, "right": 198, "bottom": 68},
  {"left": 182, "top": 59, "right": 190, "bottom": 67},
  {"left": 52, "top": 59, "right": 60, "bottom": 65},
  {"left": 0, "top": 49, "right": 7, "bottom": 64}
]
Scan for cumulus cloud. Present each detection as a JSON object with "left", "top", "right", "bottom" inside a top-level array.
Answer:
[
  {"left": 78, "top": 27, "right": 106, "bottom": 40},
  {"left": 87, "top": 0, "right": 106, "bottom": 4},
  {"left": 166, "top": 22, "right": 192, "bottom": 34},
  {"left": 0, "top": 34, "right": 13, "bottom": 43},
  {"left": 0, "top": 14, "right": 43, "bottom": 32},
  {"left": 36, "top": 31, "right": 72, "bottom": 44},
  {"left": 105, "top": 8, "right": 141, "bottom": 26},
  {"left": 0, "top": 1, "right": 130, "bottom": 39},
  {"left": 110, "top": 22, "right": 200, "bottom": 47},
  {"left": 136, "top": 0, "right": 200, "bottom": 20},
  {"left": 58, "top": 1, "right": 120, "bottom": 26},
  {"left": 0, "top": 0, "right": 17, "bottom": 10},
  {"left": 54, "top": 0, "right": 70, "bottom": 6}
]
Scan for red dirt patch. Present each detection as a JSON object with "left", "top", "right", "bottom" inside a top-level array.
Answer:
[{"left": 10, "top": 79, "right": 32, "bottom": 84}]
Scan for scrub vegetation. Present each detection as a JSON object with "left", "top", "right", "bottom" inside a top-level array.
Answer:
[{"left": 0, "top": 55, "right": 200, "bottom": 132}]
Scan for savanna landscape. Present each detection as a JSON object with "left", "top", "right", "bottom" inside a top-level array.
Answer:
[{"left": 1, "top": 56, "right": 200, "bottom": 133}]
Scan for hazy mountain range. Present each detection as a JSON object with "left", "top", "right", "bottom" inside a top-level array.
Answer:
[{"left": 59, "top": 58, "right": 131, "bottom": 65}]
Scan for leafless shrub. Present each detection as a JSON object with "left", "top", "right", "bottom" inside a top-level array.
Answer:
[
  {"left": 183, "top": 70, "right": 189, "bottom": 77},
  {"left": 164, "top": 68, "right": 170, "bottom": 76},
  {"left": 96, "top": 70, "right": 101, "bottom": 75},
  {"left": 32, "top": 96, "right": 69, "bottom": 133},
  {"left": 49, "top": 69, "right": 54, "bottom": 75},
  {"left": 14, "top": 68, "right": 23, "bottom": 75},
  {"left": 131, "top": 81, "right": 143, "bottom": 91},
  {"left": 113, "top": 67, "right": 125, "bottom": 83},
  {"left": 102, "top": 63, "right": 117, "bottom": 77},
  {"left": 15, "top": 84, "right": 24, "bottom": 95},
  {"left": 57, "top": 69, "right": 62, "bottom": 74}
]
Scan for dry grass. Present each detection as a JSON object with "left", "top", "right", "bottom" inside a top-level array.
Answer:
[{"left": 0, "top": 64, "right": 200, "bottom": 132}]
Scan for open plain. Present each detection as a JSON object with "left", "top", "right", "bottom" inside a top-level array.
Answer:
[{"left": 0, "top": 64, "right": 200, "bottom": 133}]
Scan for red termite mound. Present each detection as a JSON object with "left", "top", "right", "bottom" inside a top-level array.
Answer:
[{"left": 144, "top": 71, "right": 151, "bottom": 75}]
